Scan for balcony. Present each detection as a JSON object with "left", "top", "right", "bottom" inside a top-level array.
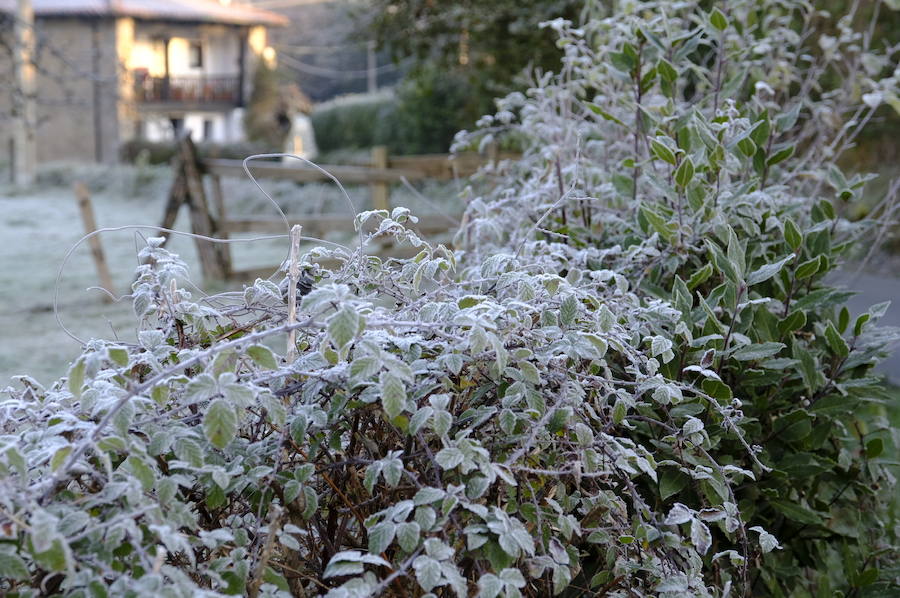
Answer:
[{"left": 133, "top": 72, "right": 241, "bottom": 106}]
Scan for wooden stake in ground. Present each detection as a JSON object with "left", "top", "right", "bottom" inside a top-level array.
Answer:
[
  {"left": 74, "top": 182, "right": 116, "bottom": 303},
  {"left": 287, "top": 224, "right": 302, "bottom": 362},
  {"left": 370, "top": 145, "right": 390, "bottom": 211}
]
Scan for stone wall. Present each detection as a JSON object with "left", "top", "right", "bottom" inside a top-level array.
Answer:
[{"left": 31, "top": 17, "right": 120, "bottom": 163}]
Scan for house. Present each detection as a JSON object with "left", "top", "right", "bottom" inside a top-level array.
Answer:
[{"left": 0, "top": 0, "right": 287, "bottom": 163}]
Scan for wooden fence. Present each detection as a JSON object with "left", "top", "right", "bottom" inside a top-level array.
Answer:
[{"left": 159, "top": 135, "right": 512, "bottom": 281}]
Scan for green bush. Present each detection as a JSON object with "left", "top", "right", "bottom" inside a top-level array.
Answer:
[
  {"left": 1, "top": 1, "right": 899, "bottom": 597},
  {"left": 455, "top": 4, "right": 900, "bottom": 595},
  {"left": 311, "top": 91, "right": 398, "bottom": 154},
  {"left": 311, "top": 71, "right": 474, "bottom": 155}
]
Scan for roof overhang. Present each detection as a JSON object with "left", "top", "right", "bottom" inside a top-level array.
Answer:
[{"left": 0, "top": 0, "right": 289, "bottom": 27}]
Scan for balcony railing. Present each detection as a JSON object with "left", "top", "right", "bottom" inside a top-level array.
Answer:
[{"left": 134, "top": 72, "right": 241, "bottom": 105}]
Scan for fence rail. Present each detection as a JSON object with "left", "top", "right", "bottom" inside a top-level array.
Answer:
[{"left": 160, "top": 137, "right": 511, "bottom": 281}]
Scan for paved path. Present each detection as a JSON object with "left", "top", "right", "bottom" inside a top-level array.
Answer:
[{"left": 830, "top": 270, "right": 900, "bottom": 384}]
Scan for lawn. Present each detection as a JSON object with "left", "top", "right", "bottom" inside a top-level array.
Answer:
[{"left": 0, "top": 162, "right": 460, "bottom": 385}]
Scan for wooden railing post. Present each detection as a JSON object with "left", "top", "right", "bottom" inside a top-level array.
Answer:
[
  {"left": 74, "top": 181, "right": 115, "bottom": 302},
  {"left": 210, "top": 174, "right": 233, "bottom": 277},
  {"left": 176, "top": 133, "right": 229, "bottom": 281},
  {"left": 370, "top": 145, "right": 390, "bottom": 211}
]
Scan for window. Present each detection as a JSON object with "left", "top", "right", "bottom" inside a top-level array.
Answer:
[
  {"left": 189, "top": 42, "right": 203, "bottom": 68},
  {"left": 170, "top": 117, "right": 184, "bottom": 137},
  {"left": 135, "top": 119, "right": 146, "bottom": 139},
  {"left": 203, "top": 119, "right": 214, "bottom": 141}
]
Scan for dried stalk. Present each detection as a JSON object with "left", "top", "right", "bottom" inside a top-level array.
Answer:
[{"left": 287, "top": 224, "right": 302, "bottom": 362}]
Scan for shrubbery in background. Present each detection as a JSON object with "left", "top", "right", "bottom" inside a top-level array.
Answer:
[
  {"left": 310, "top": 90, "right": 397, "bottom": 154},
  {"left": 1, "top": 1, "right": 899, "bottom": 597},
  {"left": 366, "top": 0, "right": 584, "bottom": 146},
  {"left": 311, "top": 69, "right": 473, "bottom": 155},
  {"left": 244, "top": 61, "right": 293, "bottom": 151}
]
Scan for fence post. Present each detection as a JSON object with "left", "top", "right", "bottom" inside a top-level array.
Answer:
[
  {"left": 74, "top": 181, "right": 115, "bottom": 302},
  {"left": 370, "top": 145, "right": 390, "bottom": 211},
  {"left": 210, "top": 174, "right": 233, "bottom": 277},
  {"left": 176, "top": 134, "right": 229, "bottom": 281},
  {"left": 487, "top": 140, "right": 499, "bottom": 165}
]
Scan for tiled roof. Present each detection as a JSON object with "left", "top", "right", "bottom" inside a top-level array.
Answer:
[{"left": 0, "top": 0, "right": 289, "bottom": 27}]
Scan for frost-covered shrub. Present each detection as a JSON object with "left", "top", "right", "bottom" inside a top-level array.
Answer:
[{"left": 1, "top": 1, "right": 899, "bottom": 597}]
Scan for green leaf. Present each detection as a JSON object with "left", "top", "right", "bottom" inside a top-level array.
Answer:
[
  {"left": 659, "top": 468, "right": 689, "bottom": 501},
  {"left": 783, "top": 218, "right": 802, "bottom": 251},
  {"left": 609, "top": 51, "right": 635, "bottom": 73},
  {"left": 770, "top": 499, "right": 822, "bottom": 525},
  {"left": 397, "top": 521, "right": 421, "bottom": 553},
  {"left": 247, "top": 345, "right": 278, "bottom": 370},
  {"left": 709, "top": 8, "right": 728, "bottom": 31},
  {"left": 587, "top": 103, "right": 625, "bottom": 126},
  {"left": 824, "top": 322, "right": 850, "bottom": 358},
  {"left": 368, "top": 521, "right": 396, "bottom": 554},
  {"left": 705, "top": 239, "right": 740, "bottom": 284},
  {"left": 350, "top": 356, "right": 381, "bottom": 381},
  {"left": 733, "top": 342, "right": 785, "bottom": 361},
  {"left": 750, "top": 113, "right": 770, "bottom": 147},
  {"left": 284, "top": 480, "right": 302, "bottom": 503},
  {"left": 0, "top": 551, "right": 30, "bottom": 581},
  {"left": 151, "top": 384, "right": 169, "bottom": 406},
  {"left": 778, "top": 311, "right": 807, "bottom": 336},
  {"left": 108, "top": 347, "right": 129, "bottom": 367},
  {"left": 702, "top": 379, "right": 732, "bottom": 402},
  {"left": 482, "top": 540, "right": 515, "bottom": 571},
  {"left": 650, "top": 138, "right": 677, "bottom": 165},
  {"left": 478, "top": 574, "right": 503, "bottom": 598},
  {"left": 657, "top": 59, "right": 677, "bottom": 82},
  {"left": 854, "top": 313, "right": 871, "bottom": 336},
  {"left": 413, "top": 555, "right": 442, "bottom": 591},
  {"left": 766, "top": 146, "right": 794, "bottom": 166},
  {"left": 737, "top": 136, "right": 757, "bottom": 157},
  {"left": 560, "top": 294, "right": 579, "bottom": 327},
  {"left": 380, "top": 371, "right": 407, "bottom": 419},
  {"left": 32, "top": 539, "right": 69, "bottom": 573},
  {"left": 675, "top": 157, "right": 695, "bottom": 188},
  {"left": 302, "top": 485, "right": 318, "bottom": 519},
  {"left": 68, "top": 358, "right": 85, "bottom": 399},
  {"left": 612, "top": 399, "right": 627, "bottom": 424},
  {"left": 865, "top": 437, "right": 884, "bottom": 459},
  {"left": 123, "top": 456, "right": 155, "bottom": 491},
  {"left": 186, "top": 373, "right": 217, "bottom": 402},
  {"left": 775, "top": 103, "right": 801, "bottom": 132},
  {"left": 838, "top": 307, "right": 850, "bottom": 333},
  {"left": 726, "top": 227, "right": 745, "bottom": 275},
  {"left": 327, "top": 306, "right": 361, "bottom": 349},
  {"left": 795, "top": 257, "right": 820, "bottom": 279},
  {"left": 203, "top": 399, "right": 238, "bottom": 450},
  {"left": 856, "top": 568, "right": 879, "bottom": 586},
  {"left": 612, "top": 173, "right": 635, "bottom": 197},
  {"left": 50, "top": 446, "right": 72, "bottom": 472},
  {"left": 642, "top": 206, "right": 677, "bottom": 243},
  {"left": 688, "top": 263, "right": 714, "bottom": 290},
  {"left": 794, "top": 340, "right": 821, "bottom": 393},
  {"left": 747, "top": 255, "right": 794, "bottom": 286}
]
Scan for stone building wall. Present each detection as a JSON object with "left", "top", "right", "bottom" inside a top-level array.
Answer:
[{"left": 31, "top": 17, "right": 120, "bottom": 163}]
